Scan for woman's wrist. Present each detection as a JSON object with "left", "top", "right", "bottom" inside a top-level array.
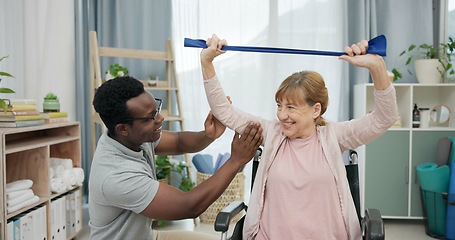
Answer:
[{"left": 201, "top": 62, "right": 216, "bottom": 80}]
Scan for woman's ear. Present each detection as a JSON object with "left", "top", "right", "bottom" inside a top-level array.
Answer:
[{"left": 313, "top": 103, "right": 322, "bottom": 118}]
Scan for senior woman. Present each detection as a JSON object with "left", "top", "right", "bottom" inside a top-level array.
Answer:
[{"left": 199, "top": 34, "right": 398, "bottom": 240}]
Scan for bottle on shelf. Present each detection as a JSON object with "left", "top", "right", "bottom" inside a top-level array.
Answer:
[{"left": 412, "top": 103, "right": 421, "bottom": 128}]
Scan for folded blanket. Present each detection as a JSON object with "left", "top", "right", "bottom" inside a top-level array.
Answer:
[
  {"left": 7, "top": 195, "right": 39, "bottom": 213},
  {"left": 5, "top": 179, "right": 33, "bottom": 193},
  {"left": 6, "top": 189, "right": 33, "bottom": 200},
  {"left": 7, "top": 190, "right": 35, "bottom": 207}
]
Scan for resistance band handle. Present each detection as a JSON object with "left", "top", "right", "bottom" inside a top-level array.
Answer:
[{"left": 184, "top": 35, "right": 386, "bottom": 57}]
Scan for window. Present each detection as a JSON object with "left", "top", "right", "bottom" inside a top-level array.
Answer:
[{"left": 449, "top": 0, "right": 455, "bottom": 40}]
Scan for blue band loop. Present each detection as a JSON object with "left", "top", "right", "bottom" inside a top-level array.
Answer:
[{"left": 184, "top": 35, "right": 387, "bottom": 57}]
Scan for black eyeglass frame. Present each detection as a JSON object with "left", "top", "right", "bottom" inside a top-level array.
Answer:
[{"left": 124, "top": 98, "right": 162, "bottom": 122}]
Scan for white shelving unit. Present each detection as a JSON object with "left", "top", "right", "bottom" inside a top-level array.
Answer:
[{"left": 354, "top": 83, "right": 455, "bottom": 219}]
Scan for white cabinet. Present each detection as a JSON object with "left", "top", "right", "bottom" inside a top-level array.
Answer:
[
  {"left": 0, "top": 122, "right": 83, "bottom": 239},
  {"left": 354, "top": 83, "right": 455, "bottom": 218}
]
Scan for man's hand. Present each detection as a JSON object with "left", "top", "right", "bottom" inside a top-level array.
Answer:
[
  {"left": 230, "top": 122, "right": 263, "bottom": 167},
  {"left": 204, "top": 111, "right": 226, "bottom": 139}
]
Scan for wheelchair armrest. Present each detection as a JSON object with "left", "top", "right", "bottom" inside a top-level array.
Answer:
[
  {"left": 214, "top": 201, "right": 247, "bottom": 233},
  {"left": 363, "top": 208, "right": 385, "bottom": 240}
]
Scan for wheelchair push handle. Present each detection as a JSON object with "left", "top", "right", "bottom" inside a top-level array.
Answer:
[{"left": 349, "top": 150, "right": 358, "bottom": 165}]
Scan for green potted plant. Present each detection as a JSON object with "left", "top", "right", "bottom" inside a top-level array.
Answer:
[
  {"left": 172, "top": 161, "right": 194, "bottom": 192},
  {"left": 146, "top": 73, "right": 159, "bottom": 87},
  {"left": 392, "top": 37, "right": 455, "bottom": 83},
  {"left": 105, "top": 63, "right": 129, "bottom": 80},
  {"left": 156, "top": 155, "right": 172, "bottom": 183},
  {"left": 155, "top": 155, "right": 194, "bottom": 191},
  {"left": 43, "top": 92, "right": 60, "bottom": 112},
  {"left": 0, "top": 55, "right": 15, "bottom": 112},
  {"left": 154, "top": 155, "right": 194, "bottom": 226}
]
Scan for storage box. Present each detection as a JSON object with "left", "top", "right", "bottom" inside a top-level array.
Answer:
[{"left": 197, "top": 172, "right": 244, "bottom": 223}]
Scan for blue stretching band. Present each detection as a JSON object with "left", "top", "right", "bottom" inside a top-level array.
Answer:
[{"left": 184, "top": 35, "right": 387, "bottom": 57}]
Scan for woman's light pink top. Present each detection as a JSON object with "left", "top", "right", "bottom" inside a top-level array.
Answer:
[{"left": 256, "top": 134, "right": 348, "bottom": 239}]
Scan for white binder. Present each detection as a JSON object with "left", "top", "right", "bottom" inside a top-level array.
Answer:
[
  {"left": 74, "top": 189, "right": 82, "bottom": 232},
  {"left": 59, "top": 196, "right": 67, "bottom": 240},
  {"left": 13, "top": 217, "right": 21, "bottom": 240},
  {"left": 21, "top": 210, "right": 34, "bottom": 240},
  {"left": 66, "top": 193, "right": 72, "bottom": 237},
  {"left": 69, "top": 191, "right": 77, "bottom": 235},
  {"left": 34, "top": 205, "right": 47, "bottom": 240},
  {"left": 7, "top": 220, "right": 14, "bottom": 240},
  {"left": 50, "top": 198, "right": 59, "bottom": 240}
]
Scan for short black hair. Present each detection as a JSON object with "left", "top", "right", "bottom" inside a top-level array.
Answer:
[{"left": 93, "top": 76, "right": 145, "bottom": 135}]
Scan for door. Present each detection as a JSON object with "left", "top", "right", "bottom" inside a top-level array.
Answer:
[{"left": 364, "top": 131, "right": 410, "bottom": 217}]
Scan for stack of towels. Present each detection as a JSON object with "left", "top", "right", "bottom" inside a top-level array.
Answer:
[
  {"left": 49, "top": 157, "right": 85, "bottom": 193},
  {"left": 5, "top": 179, "right": 40, "bottom": 213}
]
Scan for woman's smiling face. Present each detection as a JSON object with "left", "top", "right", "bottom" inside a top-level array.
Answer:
[
  {"left": 276, "top": 97, "right": 320, "bottom": 139},
  {"left": 274, "top": 71, "right": 328, "bottom": 138}
]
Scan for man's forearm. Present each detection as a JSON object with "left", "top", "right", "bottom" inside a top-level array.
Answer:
[{"left": 176, "top": 130, "right": 215, "bottom": 153}]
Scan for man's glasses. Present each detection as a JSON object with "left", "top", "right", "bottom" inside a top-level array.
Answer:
[{"left": 124, "top": 98, "right": 162, "bottom": 122}]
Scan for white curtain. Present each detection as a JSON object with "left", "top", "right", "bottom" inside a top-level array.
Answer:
[
  {"left": 172, "top": 0, "right": 348, "bottom": 200},
  {"left": 0, "top": 0, "right": 76, "bottom": 119}
]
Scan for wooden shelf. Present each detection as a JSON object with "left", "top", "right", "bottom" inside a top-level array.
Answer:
[
  {"left": 140, "top": 80, "right": 179, "bottom": 91},
  {"left": 1, "top": 121, "right": 83, "bottom": 239},
  {"left": 5, "top": 135, "right": 79, "bottom": 154}
]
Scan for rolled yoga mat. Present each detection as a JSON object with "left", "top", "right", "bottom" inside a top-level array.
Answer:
[
  {"left": 446, "top": 136, "right": 455, "bottom": 240},
  {"left": 417, "top": 162, "right": 450, "bottom": 236}
]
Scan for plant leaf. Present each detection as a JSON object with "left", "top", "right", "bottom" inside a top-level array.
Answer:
[
  {"left": 0, "top": 72, "right": 14, "bottom": 78},
  {"left": 405, "top": 57, "right": 412, "bottom": 65},
  {"left": 420, "top": 44, "right": 432, "bottom": 49},
  {"left": 0, "top": 55, "right": 9, "bottom": 62},
  {"left": 391, "top": 68, "right": 402, "bottom": 81},
  {"left": 0, "top": 100, "right": 9, "bottom": 112},
  {"left": 44, "top": 92, "right": 58, "bottom": 100},
  {"left": 0, "top": 88, "right": 15, "bottom": 93}
]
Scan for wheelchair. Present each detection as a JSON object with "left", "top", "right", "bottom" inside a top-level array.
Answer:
[{"left": 214, "top": 149, "right": 385, "bottom": 240}]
